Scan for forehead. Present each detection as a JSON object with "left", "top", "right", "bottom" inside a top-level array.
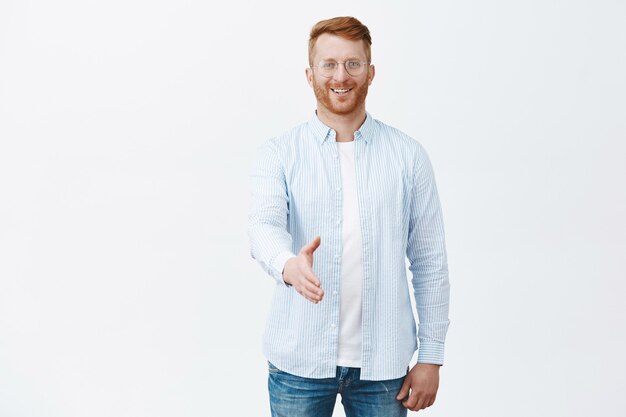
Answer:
[{"left": 311, "top": 33, "right": 368, "bottom": 61}]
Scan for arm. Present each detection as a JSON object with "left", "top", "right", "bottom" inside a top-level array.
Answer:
[
  {"left": 248, "top": 141, "right": 325, "bottom": 302},
  {"left": 248, "top": 141, "right": 296, "bottom": 286},
  {"left": 397, "top": 147, "right": 450, "bottom": 411}
]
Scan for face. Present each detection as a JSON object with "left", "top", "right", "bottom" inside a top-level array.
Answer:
[{"left": 306, "top": 34, "right": 375, "bottom": 117}]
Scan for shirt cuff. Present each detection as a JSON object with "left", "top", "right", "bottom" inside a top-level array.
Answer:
[
  {"left": 271, "top": 251, "right": 297, "bottom": 286},
  {"left": 416, "top": 340, "right": 445, "bottom": 365}
]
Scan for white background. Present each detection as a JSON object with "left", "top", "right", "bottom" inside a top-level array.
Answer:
[{"left": 1, "top": 1, "right": 625, "bottom": 416}]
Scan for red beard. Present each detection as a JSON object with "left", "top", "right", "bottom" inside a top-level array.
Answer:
[{"left": 313, "top": 80, "right": 369, "bottom": 116}]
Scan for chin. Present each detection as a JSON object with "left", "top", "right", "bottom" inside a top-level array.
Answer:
[
  {"left": 316, "top": 85, "right": 368, "bottom": 116},
  {"left": 322, "top": 96, "right": 360, "bottom": 115}
]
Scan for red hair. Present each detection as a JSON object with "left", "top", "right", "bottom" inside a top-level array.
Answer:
[{"left": 308, "top": 16, "right": 372, "bottom": 65}]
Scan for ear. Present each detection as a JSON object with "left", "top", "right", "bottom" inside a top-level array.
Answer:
[
  {"left": 305, "top": 67, "right": 314, "bottom": 87},
  {"left": 368, "top": 64, "right": 375, "bottom": 85}
]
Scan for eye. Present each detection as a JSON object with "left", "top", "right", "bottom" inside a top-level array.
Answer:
[
  {"left": 320, "top": 61, "right": 337, "bottom": 70},
  {"left": 347, "top": 61, "right": 362, "bottom": 69}
]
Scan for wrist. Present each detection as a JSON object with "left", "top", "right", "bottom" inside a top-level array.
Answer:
[
  {"left": 415, "top": 363, "right": 441, "bottom": 371},
  {"left": 273, "top": 252, "right": 297, "bottom": 286},
  {"left": 282, "top": 256, "right": 297, "bottom": 285}
]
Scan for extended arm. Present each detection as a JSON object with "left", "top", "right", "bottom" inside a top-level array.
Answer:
[
  {"left": 248, "top": 141, "right": 296, "bottom": 285},
  {"left": 248, "top": 141, "right": 325, "bottom": 302}
]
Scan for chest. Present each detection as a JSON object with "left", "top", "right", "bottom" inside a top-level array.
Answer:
[{"left": 285, "top": 145, "right": 411, "bottom": 221}]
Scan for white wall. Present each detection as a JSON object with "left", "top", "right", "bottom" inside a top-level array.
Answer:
[{"left": 1, "top": 1, "right": 624, "bottom": 416}]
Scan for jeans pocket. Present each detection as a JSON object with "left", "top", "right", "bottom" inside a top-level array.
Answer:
[{"left": 268, "top": 361, "right": 280, "bottom": 374}]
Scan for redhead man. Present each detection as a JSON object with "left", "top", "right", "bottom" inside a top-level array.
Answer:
[{"left": 249, "top": 16, "right": 450, "bottom": 417}]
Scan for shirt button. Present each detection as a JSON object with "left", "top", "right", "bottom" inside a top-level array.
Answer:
[
  {"left": 336, "top": 186, "right": 341, "bottom": 192},
  {"left": 333, "top": 290, "right": 338, "bottom": 295},
  {"left": 336, "top": 219, "right": 341, "bottom": 225},
  {"left": 331, "top": 324, "right": 336, "bottom": 329}
]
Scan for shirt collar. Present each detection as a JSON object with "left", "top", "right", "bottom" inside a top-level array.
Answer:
[{"left": 308, "top": 111, "right": 377, "bottom": 145}]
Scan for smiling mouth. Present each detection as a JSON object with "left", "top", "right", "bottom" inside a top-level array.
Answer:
[{"left": 331, "top": 88, "right": 352, "bottom": 95}]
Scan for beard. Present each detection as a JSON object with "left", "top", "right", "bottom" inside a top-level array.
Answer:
[{"left": 312, "top": 79, "right": 369, "bottom": 116}]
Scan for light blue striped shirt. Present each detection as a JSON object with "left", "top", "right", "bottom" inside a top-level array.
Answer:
[{"left": 248, "top": 112, "right": 450, "bottom": 381}]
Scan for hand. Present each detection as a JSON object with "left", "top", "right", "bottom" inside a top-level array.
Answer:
[
  {"left": 396, "top": 363, "right": 440, "bottom": 411},
  {"left": 282, "top": 236, "right": 324, "bottom": 303}
]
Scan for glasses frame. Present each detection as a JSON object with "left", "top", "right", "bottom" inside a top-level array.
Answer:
[{"left": 309, "top": 60, "right": 371, "bottom": 78}]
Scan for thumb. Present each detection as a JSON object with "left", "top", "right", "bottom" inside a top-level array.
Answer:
[
  {"left": 396, "top": 378, "right": 410, "bottom": 401},
  {"left": 300, "top": 235, "right": 321, "bottom": 255}
]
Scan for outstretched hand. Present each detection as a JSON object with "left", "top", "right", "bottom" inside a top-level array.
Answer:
[
  {"left": 282, "top": 236, "right": 324, "bottom": 303},
  {"left": 396, "top": 363, "right": 440, "bottom": 411}
]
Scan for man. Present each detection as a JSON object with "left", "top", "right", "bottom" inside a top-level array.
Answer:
[{"left": 249, "top": 16, "right": 450, "bottom": 417}]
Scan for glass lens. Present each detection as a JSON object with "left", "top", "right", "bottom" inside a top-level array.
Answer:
[
  {"left": 318, "top": 61, "right": 337, "bottom": 77},
  {"left": 345, "top": 60, "right": 363, "bottom": 75}
]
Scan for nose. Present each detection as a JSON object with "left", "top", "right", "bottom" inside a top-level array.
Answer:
[{"left": 332, "top": 62, "right": 350, "bottom": 82}]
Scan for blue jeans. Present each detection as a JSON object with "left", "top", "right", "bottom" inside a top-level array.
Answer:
[{"left": 268, "top": 362, "right": 407, "bottom": 417}]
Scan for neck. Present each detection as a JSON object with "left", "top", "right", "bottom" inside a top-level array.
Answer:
[{"left": 316, "top": 105, "right": 366, "bottom": 142}]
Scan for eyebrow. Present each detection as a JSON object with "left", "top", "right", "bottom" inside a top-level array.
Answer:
[{"left": 318, "top": 56, "right": 364, "bottom": 62}]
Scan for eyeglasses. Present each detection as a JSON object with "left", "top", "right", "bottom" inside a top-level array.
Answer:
[{"left": 310, "top": 60, "right": 370, "bottom": 77}]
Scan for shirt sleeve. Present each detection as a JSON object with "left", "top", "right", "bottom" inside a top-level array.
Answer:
[
  {"left": 406, "top": 147, "right": 451, "bottom": 365},
  {"left": 248, "top": 140, "right": 297, "bottom": 286}
]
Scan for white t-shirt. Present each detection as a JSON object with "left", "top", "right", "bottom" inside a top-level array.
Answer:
[{"left": 336, "top": 140, "right": 364, "bottom": 368}]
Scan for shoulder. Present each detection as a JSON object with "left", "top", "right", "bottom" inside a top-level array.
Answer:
[
  {"left": 371, "top": 118, "right": 429, "bottom": 159},
  {"left": 263, "top": 120, "right": 310, "bottom": 150},
  {"left": 254, "top": 120, "right": 313, "bottom": 169}
]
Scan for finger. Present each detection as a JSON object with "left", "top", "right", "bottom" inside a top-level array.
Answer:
[
  {"left": 300, "top": 235, "right": 321, "bottom": 255},
  {"left": 426, "top": 395, "right": 435, "bottom": 408},
  {"left": 309, "top": 235, "right": 321, "bottom": 252},
  {"left": 295, "top": 276, "right": 323, "bottom": 299},
  {"left": 413, "top": 397, "right": 426, "bottom": 411},
  {"left": 302, "top": 280, "right": 324, "bottom": 298},
  {"left": 297, "top": 285, "right": 322, "bottom": 303},
  {"left": 402, "top": 390, "right": 419, "bottom": 410},
  {"left": 302, "top": 266, "right": 321, "bottom": 287},
  {"left": 396, "top": 380, "right": 410, "bottom": 401},
  {"left": 403, "top": 398, "right": 419, "bottom": 411}
]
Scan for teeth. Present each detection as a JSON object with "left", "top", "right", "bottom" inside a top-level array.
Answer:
[{"left": 332, "top": 88, "right": 350, "bottom": 93}]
